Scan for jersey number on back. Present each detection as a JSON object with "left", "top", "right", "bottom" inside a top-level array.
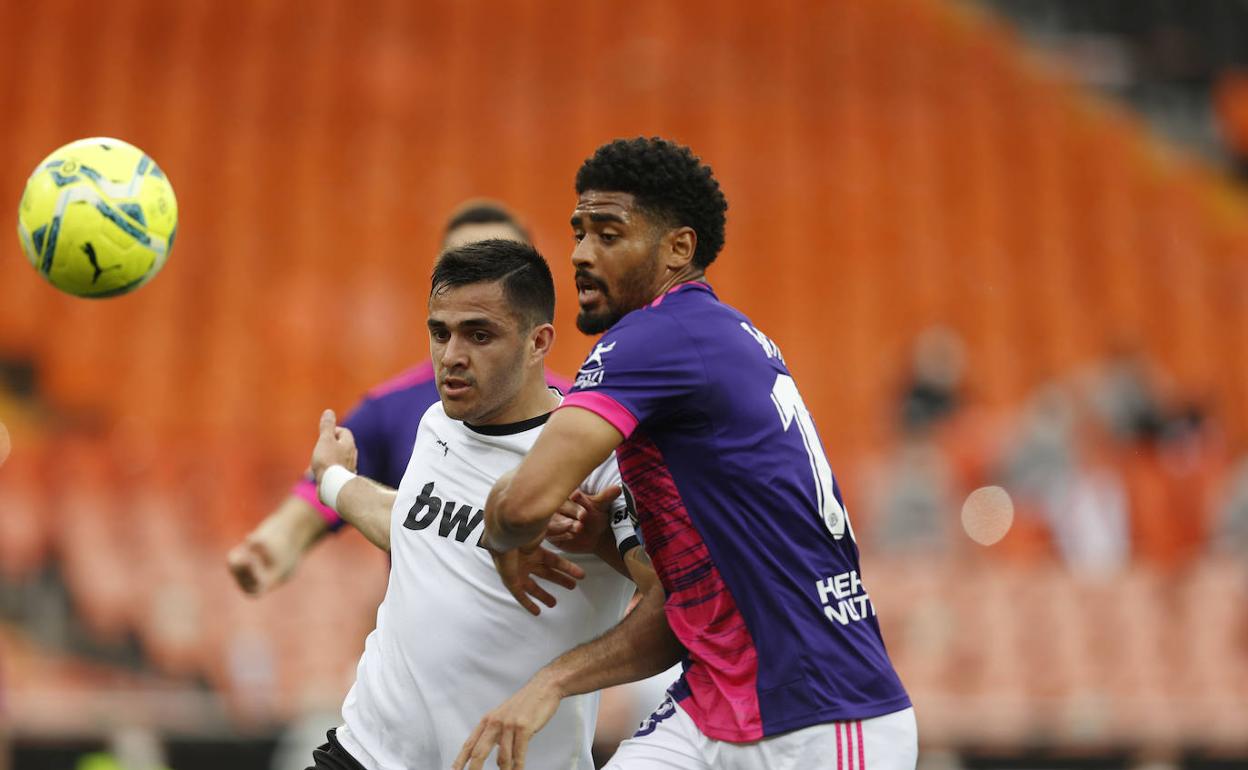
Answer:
[{"left": 770, "top": 373, "right": 850, "bottom": 540}]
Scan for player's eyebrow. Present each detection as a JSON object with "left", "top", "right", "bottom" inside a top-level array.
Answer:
[
  {"left": 457, "top": 317, "right": 500, "bottom": 330},
  {"left": 428, "top": 316, "right": 500, "bottom": 331},
  {"left": 570, "top": 212, "right": 627, "bottom": 228}
]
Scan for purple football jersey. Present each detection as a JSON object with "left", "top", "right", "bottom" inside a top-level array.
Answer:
[{"left": 561, "top": 282, "right": 909, "bottom": 742}]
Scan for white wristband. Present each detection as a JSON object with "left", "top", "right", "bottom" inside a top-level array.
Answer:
[{"left": 318, "top": 465, "right": 357, "bottom": 511}]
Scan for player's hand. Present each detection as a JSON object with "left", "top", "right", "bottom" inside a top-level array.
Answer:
[
  {"left": 226, "top": 529, "right": 297, "bottom": 596},
  {"left": 543, "top": 498, "right": 588, "bottom": 544},
  {"left": 488, "top": 542, "right": 586, "bottom": 616},
  {"left": 545, "top": 486, "right": 621, "bottom": 553},
  {"left": 452, "top": 670, "right": 563, "bottom": 770},
  {"left": 310, "top": 409, "right": 358, "bottom": 483}
]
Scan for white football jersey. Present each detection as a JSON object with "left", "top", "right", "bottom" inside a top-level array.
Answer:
[{"left": 336, "top": 400, "right": 636, "bottom": 770}]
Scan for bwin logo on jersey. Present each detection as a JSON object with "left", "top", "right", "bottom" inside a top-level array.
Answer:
[
  {"left": 403, "top": 481, "right": 484, "bottom": 545},
  {"left": 574, "top": 341, "right": 616, "bottom": 389}
]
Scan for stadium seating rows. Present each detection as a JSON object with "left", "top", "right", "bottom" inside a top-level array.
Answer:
[
  {"left": 1, "top": 0, "right": 1247, "bottom": 465},
  {"left": 2, "top": 434, "right": 1246, "bottom": 745},
  {"left": 2, "top": 0, "right": 1248, "bottom": 749}
]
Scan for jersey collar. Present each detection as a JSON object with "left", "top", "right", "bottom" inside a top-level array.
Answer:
[
  {"left": 464, "top": 411, "right": 552, "bottom": 436},
  {"left": 648, "top": 280, "right": 714, "bottom": 308}
]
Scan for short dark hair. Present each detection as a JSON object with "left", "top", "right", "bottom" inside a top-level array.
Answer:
[
  {"left": 575, "top": 137, "right": 728, "bottom": 268},
  {"left": 430, "top": 239, "right": 555, "bottom": 327},
  {"left": 443, "top": 199, "right": 530, "bottom": 244}
]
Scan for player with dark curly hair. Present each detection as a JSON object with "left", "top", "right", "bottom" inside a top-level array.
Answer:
[{"left": 456, "top": 137, "right": 917, "bottom": 770}]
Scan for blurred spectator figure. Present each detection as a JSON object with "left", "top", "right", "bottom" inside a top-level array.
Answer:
[
  {"left": 1047, "top": 416, "right": 1130, "bottom": 578},
  {"left": 1152, "top": 404, "right": 1226, "bottom": 566},
  {"left": 864, "top": 328, "right": 967, "bottom": 554},
  {"left": 867, "top": 439, "right": 957, "bottom": 554},
  {"left": 1003, "top": 383, "right": 1077, "bottom": 512},
  {"left": 898, "top": 326, "right": 966, "bottom": 436},
  {"left": 993, "top": 383, "right": 1074, "bottom": 561},
  {"left": 1086, "top": 344, "right": 1167, "bottom": 444},
  {"left": 225, "top": 627, "right": 277, "bottom": 720},
  {"left": 1215, "top": 69, "right": 1248, "bottom": 177},
  {"left": 1213, "top": 453, "right": 1248, "bottom": 556}
]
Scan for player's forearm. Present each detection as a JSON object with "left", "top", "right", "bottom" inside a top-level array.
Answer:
[
  {"left": 593, "top": 529, "right": 630, "bottom": 579},
  {"left": 542, "top": 587, "right": 683, "bottom": 698},
  {"left": 483, "top": 469, "right": 553, "bottom": 551},
  {"left": 335, "top": 477, "right": 396, "bottom": 552},
  {"left": 260, "top": 495, "right": 331, "bottom": 554},
  {"left": 485, "top": 408, "right": 625, "bottom": 552}
]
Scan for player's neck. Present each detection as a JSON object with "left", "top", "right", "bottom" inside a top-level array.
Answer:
[
  {"left": 470, "top": 378, "right": 561, "bottom": 427},
  {"left": 651, "top": 267, "right": 705, "bottom": 301}
]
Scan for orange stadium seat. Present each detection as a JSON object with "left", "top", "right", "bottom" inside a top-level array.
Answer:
[{"left": 4, "top": 0, "right": 1248, "bottom": 736}]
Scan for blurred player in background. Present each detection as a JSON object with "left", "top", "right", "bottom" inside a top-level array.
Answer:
[
  {"left": 302, "top": 239, "right": 656, "bottom": 770},
  {"left": 457, "top": 138, "right": 917, "bottom": 770},
  {"left": 226, "top": 201, "right": 572, "bottom": 595}
]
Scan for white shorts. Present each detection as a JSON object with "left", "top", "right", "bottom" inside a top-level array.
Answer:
[{"left": 603, "top": 697, "right": 917, "bottom": 770}]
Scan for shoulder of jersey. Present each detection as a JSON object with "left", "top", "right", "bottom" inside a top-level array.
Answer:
[{"left": 612, "top": 301, "right": 670, "bottom": 335}]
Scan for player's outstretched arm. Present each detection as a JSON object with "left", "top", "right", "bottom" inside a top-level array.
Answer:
[
  {"left": 310, "top": 409, "right": 396, "bottom": 552},
  {"left": 227, "top": 494, "right": 330, "bottom": 596},
  {"left": 453, "top": 547, "right": 681, "bottom": 770},
  {"left": 331, "top": 476, "right": 397, "bottom": 552},
  {"left": 483, "top": 407, "right": 623, "bottom": 552}
]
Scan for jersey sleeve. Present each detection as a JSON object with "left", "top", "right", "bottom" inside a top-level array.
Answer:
[
  {"left": 581, "top": 455, "right": 640, "bottom": 557},
  {"left": 560, "top": 313, "right": 704, "bottom": 439},
  {"left": 289, "top": 396, "right": 389, "bottom": 531}
]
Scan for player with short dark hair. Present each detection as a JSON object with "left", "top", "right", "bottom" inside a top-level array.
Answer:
[
  {"left": 456, "top": 138, "right": 917, "bottom": 770},
  {"left": 444, "top": 198, "right": 533, "bottom": 247},
  {"left": 303, "top": 238, "right": 652, "bottom": 769},
  {"left": 432, "top": 239, "right": 555, "bottom": 329},
  {"left": 226, "top": 202, "right": 571, "bottom": 596}
]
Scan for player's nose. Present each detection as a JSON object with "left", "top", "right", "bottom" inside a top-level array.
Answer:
[
  {"left": 439, "top": 334, "right": 471, "bottom": 369},
  {"left": 571, "top": 237, "right": 595, "bottom": 269}
]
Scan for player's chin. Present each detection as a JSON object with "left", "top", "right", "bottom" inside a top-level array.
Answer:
[
  {"left": 440, "top": 398, "right": 475, "bottom": 421},
  {"left": 575, "top": 308, "right": 615, "bottom": 335},
  {"left": 446, "top": 395, "right": 499, "bottom": 426}
]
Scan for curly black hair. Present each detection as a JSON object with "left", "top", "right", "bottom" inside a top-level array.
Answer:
[{"left": 575, "top": 137, "right": 728, "bottom": 269}]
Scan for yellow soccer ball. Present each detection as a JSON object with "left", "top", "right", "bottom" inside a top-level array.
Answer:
[{"left": 16, "top": 137, "right": 177, "bottom": 298}]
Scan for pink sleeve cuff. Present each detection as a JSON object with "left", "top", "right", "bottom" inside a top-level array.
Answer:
[
  {"left": 292, "top": 478, "right": 343, "bottom": 527},
  {"left": 560, "top": 392, "right": 639, "bottom": 438}
]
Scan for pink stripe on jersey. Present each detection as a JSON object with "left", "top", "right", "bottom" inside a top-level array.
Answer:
[
  {"left": 560, "top": 392, "right": 639, "bottom": 438},
  {"left": 292, "top": 478, "right": 342, "bottom": 526},
  {"left": 617, "top": 432, "right": 762, "bottom": 742},
  {"left": 836, "top": 723, "right": 844, "bottom": 770},
  {"left": 366, "top": 362, "right": 435, "bottom": 399},
  {"left": 856, "top": 721, "right": 865, "bottom": 770}
]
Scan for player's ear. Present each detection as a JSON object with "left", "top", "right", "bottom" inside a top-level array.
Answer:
[
  {"left": 663, "top": 226, "right": 697, "bottom": 272},
  {"left": 530, "top": 322, "right": 555, "bottom": 361}
]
